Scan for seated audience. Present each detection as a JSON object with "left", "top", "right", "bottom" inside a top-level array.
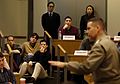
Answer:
[
  {"left": 19, "top": 39, "right": 51, "bottom": 83},
  {"left": 58, "top": 16, "right": 80, "bottom": 39},
  {"left": 0, "top": 52, "right": 16, "bottom": 84},
  {"left": 21, "top": 33, "right": 40, "bottom": 63},
  {"left": 4, "top": 35, "right": 22, "bottom": 72}
]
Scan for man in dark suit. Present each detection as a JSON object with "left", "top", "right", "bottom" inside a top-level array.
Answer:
[{"left": 42, "top": 1, "right": 60, "bottom": 39}]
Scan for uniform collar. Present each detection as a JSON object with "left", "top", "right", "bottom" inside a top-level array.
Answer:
[{"left": 95, "top": 34, "right": 107, "bottom": 45}]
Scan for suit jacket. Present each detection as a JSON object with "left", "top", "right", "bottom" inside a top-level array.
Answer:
[
  {"left": 42, "top": 12, "right": 60, "bottom": 39},
  {"left": 67, "top": 35, "right": 120, "bottom": 84}
]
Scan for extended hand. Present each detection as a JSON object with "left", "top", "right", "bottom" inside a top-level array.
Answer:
[{"left": 48, "top": 61, "right": 67, "bottom": 68}]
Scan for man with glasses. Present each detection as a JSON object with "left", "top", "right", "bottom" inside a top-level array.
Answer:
[{"left": 42, "top": 1, "right": 60, "bottom": 39}]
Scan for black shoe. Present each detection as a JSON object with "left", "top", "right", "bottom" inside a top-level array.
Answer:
[{"left": 26, "top": 77, "right": 35, "bottom": 83}]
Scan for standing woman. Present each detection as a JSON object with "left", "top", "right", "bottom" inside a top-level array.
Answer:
[{"left": 80, "top": 5, "right": 95, "bottom": 39}]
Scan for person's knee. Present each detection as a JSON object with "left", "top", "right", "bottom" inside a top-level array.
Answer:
[
  {"left": 35, "top": 62, "right": 42, "bottom": 67},
  {"left": 21, "top": 62, "right": 28, "bottom": 67}
]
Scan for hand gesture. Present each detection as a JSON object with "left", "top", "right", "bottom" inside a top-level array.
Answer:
[
  {"left": 48, "top": 61, "right": 67, "bottom": 68},
  {"left": 63, "top": 24, "right": 68, "bottom": 29}
]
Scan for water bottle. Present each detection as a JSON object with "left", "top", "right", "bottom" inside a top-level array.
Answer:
[{"left": 58, "top": 30, "right": 62, "bottom": 40}]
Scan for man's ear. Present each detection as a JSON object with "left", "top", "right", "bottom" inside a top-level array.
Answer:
[{"left": 96, "top": 24, "right": 101, "bottom": 30}]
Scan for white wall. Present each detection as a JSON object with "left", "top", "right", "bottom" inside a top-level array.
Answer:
[
  {"left": 52, "top": 0, "right": 106, "bottom": 29},
  {"left": 107, "top": 0, "right": 120, "bottom": 36},
  {"left": 0, "top": 0, "right": 28, "bottom": 36},
  {"left": 34, "top": 0, "right": 47, "bottom": 37},
  {"left": 0, "top": 0, "right": 47, "bottom": 37}
]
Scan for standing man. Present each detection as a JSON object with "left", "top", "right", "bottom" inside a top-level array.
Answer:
[
  {"left": 49, "top": 17, "right": 120, "bottom": 84},
  {"left": 42, "top": 1, "right": 60, "bottom": 39}
]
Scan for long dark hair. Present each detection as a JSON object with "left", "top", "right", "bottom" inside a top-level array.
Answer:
[{"left": 86, "top": 5, "right": 94, "bottom": 16}]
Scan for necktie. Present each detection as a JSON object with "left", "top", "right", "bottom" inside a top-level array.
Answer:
[{"left": 50, "top": 12, "right": 52, "bottom": 16}]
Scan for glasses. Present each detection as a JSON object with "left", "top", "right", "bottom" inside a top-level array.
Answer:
[
  {"left": 8, "top": 40, "right": 13, "bottom": 41},
  {"left": 65, "top": 20, "right": 72, "bottom": 22},
  {"left": 41, "top": 44, "right": 46, "bottom": 45},
  {"left": 31, "top": 36, "right": 37, "bottom": 39},
  {"left": 49, "top": 6, "right": 54, "bottom": 7}
]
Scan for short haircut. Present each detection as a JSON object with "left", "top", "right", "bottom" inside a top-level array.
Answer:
[
  {"left": 30, "top": 33, "right": 39, "bottom": 40},
  {"left": 88, "top": 17, "right": 105, "bottom": 30},
  {"left": 7, "top": 35, "right": 14, "bottom": 40},
  {"left": 40, "top": 39, "right": 48, "bottom": 45},
  {"left": 64, "top": 16, "right": 72, "bottom": 21},
  {"left": 0, "top": 52, "right": 4, "bottom": 58},
  {"left": 47, "top": 1, "right": 55, "bottom": 7}
]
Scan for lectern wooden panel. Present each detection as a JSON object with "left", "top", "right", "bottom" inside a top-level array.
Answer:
[
  {"left": 67, "top": 54, "right": 94, "bottom": 84},
  {"left": 52, "top": 39, "right": 82, "bottom": 56}
]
